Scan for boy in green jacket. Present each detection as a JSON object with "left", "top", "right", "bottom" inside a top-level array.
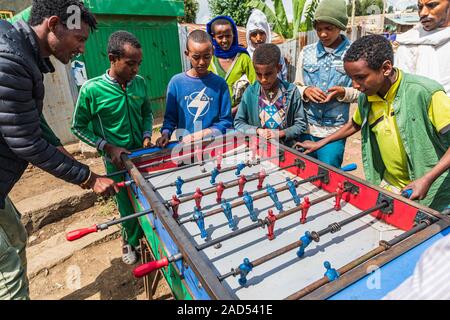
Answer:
[
  {"left": 72, "top": 31, "right": 153, "bottom": 264},
  {"left": 234, "top": 43, "right": 307, "bottom": 147},
  {"left": 295, "top": 35, "right": 450, "bottom": 212}
]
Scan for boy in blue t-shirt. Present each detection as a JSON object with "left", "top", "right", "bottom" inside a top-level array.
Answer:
[{"left": 156, "top": 30, "right": 233, "bottom": 147}]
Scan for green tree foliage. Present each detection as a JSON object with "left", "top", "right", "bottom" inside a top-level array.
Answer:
[
  {"left": 347, "top": 0, "right": 384, "bottom": 17},
  {"left": 178, "top": 0, "right": 199, "bottom": 23},
  {"left": 246, "top": 0, "right": 319, "bottom": 39},
  {"left": 209, "top": 0, "right": 253, "bottom": 26}
]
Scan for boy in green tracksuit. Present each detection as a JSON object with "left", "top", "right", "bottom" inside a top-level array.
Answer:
[
  {"left": 72, "top": 31, "right": 153, "bottom": 264},
  {"left": 234, "top": 44, "right": 307, "bottom": 147}
]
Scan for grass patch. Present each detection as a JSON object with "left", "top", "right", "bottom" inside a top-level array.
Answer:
[{"left": 96, "top": 198, "right": 118, "bottom": 217}]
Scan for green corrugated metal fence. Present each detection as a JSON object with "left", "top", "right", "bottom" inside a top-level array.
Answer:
[
  {"left": 11, "top": 1, "right": 184, "bottom": 122},
  {"left": 82, "top": 16, "right": 182, "bottom": 119}
]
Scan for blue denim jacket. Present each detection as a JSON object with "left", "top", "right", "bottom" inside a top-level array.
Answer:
[{"left": 302, "top": 36, "right": 352, "bottom": 126}]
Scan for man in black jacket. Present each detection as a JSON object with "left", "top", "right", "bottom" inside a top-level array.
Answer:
[{"left": 0, "top": 0, "right": 118, "bottom": 299}]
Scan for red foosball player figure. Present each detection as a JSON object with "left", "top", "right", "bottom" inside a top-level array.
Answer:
[
  {"left": 250, "top": 140, "right": 258, "bottom": 162},
  {"left": 216, "top": 153, "right": 223, "bottom": 170},
  {"left": 216, "top": 182, "right": 226, "bottom": 203},
  {"left": 171, "top": 195, "right": 181, "bottom": 219},
  {"left": 238, "top": 175, "right": 248, "bottom": 197},
  {"left": 195, "top": 146, "right": 203, "bottom": 163},
  {"left": 266, "top": 210, "right": 277, "bottom": 240},
  {"left": 334, "top": 183, "right": 344, "bottom": 211},
  {"left": 193, "top": 187, "right": 204, "bottom": 209},
  {"left": 301, "top": 197, "right": 311, "bottom": 224},
  {"left": 257, "top": 168, "right": 267, "bottom": 190}
]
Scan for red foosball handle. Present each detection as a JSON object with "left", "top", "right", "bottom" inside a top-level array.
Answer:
[
  {"left": 66, "top": 225, "right": 98, "bottom": 241},
  {"left": 116, "top": 181, "right": 125, "bottom": 188},
  {"left": 133, "top": 257, "right": 169, "bottom": 278}
]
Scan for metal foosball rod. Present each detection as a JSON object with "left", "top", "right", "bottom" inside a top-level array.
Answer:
[
  {"left": 107, "top": 140, "right": 236, "bottom": 178},
  {"left": 284, "top": 216, "right": 437, "bottom": 300},
  {"left": 114, "top": 144, "right": 252, "bottom": 189},
  {"left": 179, "top": 172, "right": 327, "bottom": 225},
  {"left": 195, "top": 184, "right": 354, "bottom": 251},
  {"left": 217, "top": 200, "right": 390, "bottom": 286},
  {"left": 171, "top": 159, "right": 305, "bottom": 207},
  {"left": 174, "top": 161, "right": 357, "bottom": 203},
  {"left": 109, "top": 132, "right": 252, "bottom": 178},
  {"left": 154, "top": 153, "right": 280, "bottom": 191},
  {"left": 65, "top": 208, "right": 154, "bottom": 241},
  {"left": 136, "top": 142, "right": 256, "bottom": 184},
  {"left": 145, "top": 144, "right": 250, "bottom": 180},
  {"left": 131, "top": 198, "right": 412, "bottom": 281}
]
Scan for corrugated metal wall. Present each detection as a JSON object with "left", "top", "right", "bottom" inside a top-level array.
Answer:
[
  {"left": 42, "top": 58, "right": 80, "bottom": 144},
  {"left": 179, "top": 24, "right": 191, "bottom": 72},
  {"left": 81, "top": 16, "right": 182, "bottom": 120}
]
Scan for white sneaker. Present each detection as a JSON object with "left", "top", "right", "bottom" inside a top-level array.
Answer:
[{"left": 122, "top": 244, "right": 138, "bottom": 265}]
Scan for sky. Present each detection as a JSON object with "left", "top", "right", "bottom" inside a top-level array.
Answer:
[{"left": 195, "top": 0, "right": 417, "bottom": 24}]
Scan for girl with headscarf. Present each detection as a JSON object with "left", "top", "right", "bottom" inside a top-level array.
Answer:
[
  {"left": 246, "top": 9, "right": 287, "bottom": 81},
  {"left": 207, "top": 16, "right": 256, "bottom": 117}
]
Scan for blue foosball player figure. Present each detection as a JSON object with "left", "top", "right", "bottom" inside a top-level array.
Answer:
[
  {"left": 175, "top": 176, "right": 185, "bottom": 195},
  {"left": 266, "top": 184, "right": 283, "bottom": 211},
  {"left": 210, "top": 167, "right": 220, "bottom": 185},
  {"left": 238, "top": 258, "right": 253, "bottom": 286},
  {"left": 235, "top": 161, "right": 246, "bottom": 176},
  {"left": 243, "top": 191, "right": 257, "bottom": 221},
  {"left": 286, "top": 177, "right": 301, "bottom": 206},
  {"left": 193, "top": 207, "right": 208, "bottom": 239},
  {"left": 221, "top": 199, "right": 236, "bottom": 229},
  {"left": 297, "top": 231, "right": 312, "bottom": 258},
  {"left": 324, "top": 261, "right": 340, "bottom": 281}
]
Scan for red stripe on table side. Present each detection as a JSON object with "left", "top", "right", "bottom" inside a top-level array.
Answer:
[
  {"left": 268, "top": 142, "right": 415, "bottom": 231},
  {"left": 135, "top": 140, "right": 244, "bottom": 174}
]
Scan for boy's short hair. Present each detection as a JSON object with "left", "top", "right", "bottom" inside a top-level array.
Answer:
[
  {"left": 211, "top": 18, "right": 232, "bottom": 34},
  {"left": 29, "top": 0, "right": 97, "bottom": 31},
  {"left": 253, "top": 43, "right": 281, "bottom": 67},
  {"left": 344, "top": 34, "right": 394, "bottom": 70},
  {"left": 186, "top": 30, "right": 212, "bottom": 51},
  {"left": 107, "top": 31, "right": 142, "bottom": 58}
]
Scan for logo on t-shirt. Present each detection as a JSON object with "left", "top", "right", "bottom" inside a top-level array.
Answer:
[{"left": 186, "top": 88, "right": 212, "bottom": 123}]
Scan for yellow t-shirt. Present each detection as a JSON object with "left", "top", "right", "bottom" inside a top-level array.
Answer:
[{"left": 353, "top": 70, "right": 450, "bottom": 188}]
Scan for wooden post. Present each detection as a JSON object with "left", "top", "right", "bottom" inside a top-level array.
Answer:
[{"left": 351, "top": 0, "right": 356, "bottom": 40}]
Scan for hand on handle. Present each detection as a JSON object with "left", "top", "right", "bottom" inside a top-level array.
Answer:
[
  {"left": 401, "top": 189, "right": 413, "bottom": 199},
  {"left": 341, "top": 163, "right": 357, "bottom": 172}
]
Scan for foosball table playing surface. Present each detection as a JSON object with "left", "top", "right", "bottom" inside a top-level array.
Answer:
[{"left": 118, "top": 133, "right": 450, "bottom": 300}]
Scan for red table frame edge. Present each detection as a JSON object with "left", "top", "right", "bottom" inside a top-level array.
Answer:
[{"left": 121, "top": 133, "right": 449, "bottom": 300}]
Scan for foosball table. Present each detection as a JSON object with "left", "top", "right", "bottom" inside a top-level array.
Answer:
[{"left": 69, "top": 132, "right": 450, "bottom": 300}]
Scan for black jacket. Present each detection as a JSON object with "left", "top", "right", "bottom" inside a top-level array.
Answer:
[{"left": 0, "top": 20, "right": 89, "bottom": 209}]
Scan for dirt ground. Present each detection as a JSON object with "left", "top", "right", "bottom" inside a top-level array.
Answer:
[
  {"left": 29, "top": 237, "right": 173, "bottom": 300},
  {"left": 25, "top": 194, "right": 173, "bottom": 300},
  {"left": 16, "top": 122, "right": 364, "bottom": 300},
  {"left": 9, "top": 156, "right": 105, "bottom": 204}
]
